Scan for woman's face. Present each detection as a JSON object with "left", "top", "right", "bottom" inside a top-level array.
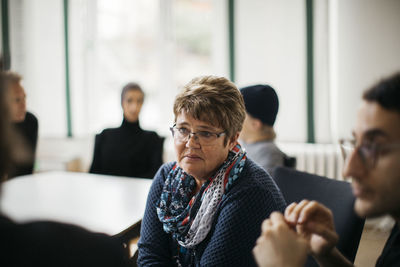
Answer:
[
  {"left": 122, "top": 90, "right": 144, "bottom": 122},
  {"left": 8, "top": 82, "right": 27, "bottom": 122},
  {"left": 174, "top": 111, "right": 238, "bottom": 184}
]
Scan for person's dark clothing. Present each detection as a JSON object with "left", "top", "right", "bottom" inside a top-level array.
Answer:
[
  {"left": 89, "top": 119, "right": 164, "bottom": 178},
  {"left": 9, "top": 111, "right": 38, "bottom": 178},
  {"left": 138, "top": 159, "right": 286, "bottom": 266},
  {"left": 0, "top": 214, "right": 129, "bottom": 267},
  {"left": 376, "top": 224, "right": 400, "bottom": 267}
]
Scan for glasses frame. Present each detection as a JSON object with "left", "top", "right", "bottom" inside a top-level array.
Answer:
[
  {"left": 170, "top": 124, "right": 226, "bottom": 145},
  {"left": 339, "top": 138, "right": 400, "bottom": 169}
]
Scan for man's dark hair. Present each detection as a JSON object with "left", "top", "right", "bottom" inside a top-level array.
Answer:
[
  {"left": 363, "top": 72, "right": 400, "bottom": 113},
  {"left": 120, "top": 82, "right": 144, "bottom": 103}
]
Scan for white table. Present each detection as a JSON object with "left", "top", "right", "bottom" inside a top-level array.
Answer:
[{"left": 0, "top": 171, "right": 153, "bottom": 235}]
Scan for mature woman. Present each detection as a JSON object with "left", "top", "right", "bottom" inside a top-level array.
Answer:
[
  {"left": 89, "top": 82, "right": 164, "bottom": 178},
  {"left": 137, "top": 76, "right": 286, "bottom": 266}
]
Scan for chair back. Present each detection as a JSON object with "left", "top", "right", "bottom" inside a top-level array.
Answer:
[
  {"left": 283, "top": 154, "right": 296, "bottom": 168},
  {"left": 271, "top": 167, "right": 365, "bottom": 267}
]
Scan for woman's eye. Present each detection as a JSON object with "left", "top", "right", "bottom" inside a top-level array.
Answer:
[
  {"left": 198, "top": 131, "right": 213, "bottom": 138},
  {"left": 360, "top": 143, "right": 376, "bottom": 156},
  {"left": 178, "top": 127, "right": 189, "bottom": 134}
]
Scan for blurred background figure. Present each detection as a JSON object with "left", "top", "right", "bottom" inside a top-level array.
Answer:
[
  {"left": 240, "top": 85, "right": 294, "bottom": 173},
  {"left": 0, "top": 65, "right": 130, "bottom": 267},
  {"left": 89, "top": 82, "right": 164, "bottom": 178},
  {"left": 4, "top": 71, "right": 38, "bottom": 178}
]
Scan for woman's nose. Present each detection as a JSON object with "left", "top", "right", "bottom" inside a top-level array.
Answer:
[{"left": 185, "top": 133, "right": 200, "bottom": 148}]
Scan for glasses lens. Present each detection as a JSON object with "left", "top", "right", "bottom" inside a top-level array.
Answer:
[
  {"left": 340, "top": 139, "right": 377, "bottom": 169},
  {"left": 358, "top": 144, "right": 376, "bottom": 168},
  {"left": 170, "top": 126, "right": 221, "bottom": 145},
  {"left": 340, "top": 139, "right": 354, "bottom": 163}
]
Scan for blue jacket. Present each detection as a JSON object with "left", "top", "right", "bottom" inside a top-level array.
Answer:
[{"left": 138, "top": 158, "right": 286, "bottom": 267}]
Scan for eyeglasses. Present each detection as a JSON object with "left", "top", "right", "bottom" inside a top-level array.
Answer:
[
  {"left": 170, "top": 124, "right": 226, "bottom": 146},
  {"left": 339, "top": 138, "right": 400, "bottom": 169}
]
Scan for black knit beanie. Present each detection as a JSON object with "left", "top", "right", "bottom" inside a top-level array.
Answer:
[{"left": 240, "top": 84, "right": 279, "bottom": 126}]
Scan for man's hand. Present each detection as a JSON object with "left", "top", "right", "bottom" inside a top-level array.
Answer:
[
  {"left": 284, "top": 200, "right": 339, "bottom": 258},
  {"left": 253, "top": 212, "right": 309, "bottom": 267}
]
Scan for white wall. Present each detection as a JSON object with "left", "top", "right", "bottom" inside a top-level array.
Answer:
[
  {"left": 330, "top": 0, "right": 400, "bottom": 140},
  {"left": 235, "top": 0, "right": 400, "bottom": 143},
  {"left": 10, "top": 0, "right": 66, "bottom": 137},
  {"left": 7, "top": 0, "right": 400, "bottom": 173},
  {"left": 235, "top": 0, "right": 307, "bottom": 142}
]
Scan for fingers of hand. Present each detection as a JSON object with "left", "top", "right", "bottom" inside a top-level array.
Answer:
[
  {"left": 261, "top": 218, "right": 273, "bottom": 233},
  {"left": 299, "top": 201, "right": 334, "bottom": 227},
  {"left": 269, "top": 211, "right": 286, "bottom": 223},
  {"left": 261, "top": 212, "right": 291, "bottom": 237},
  {"left": 284, "top": 202, "right": 297, "bottom": 218},
  {"left": 285, "top": 199, "right": 310, "bottom": 224},
  {"left": 305, "top": 221, "right": 339, "bottom": 245}
]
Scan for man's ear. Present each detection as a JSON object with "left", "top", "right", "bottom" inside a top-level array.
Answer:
[{"left": 252, "top": 118, "right": 264, "bottom": 131}]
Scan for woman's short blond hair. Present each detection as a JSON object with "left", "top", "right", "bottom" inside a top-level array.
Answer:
[{"left": 173, "top": 75, "right": 246, "bottom": 145}]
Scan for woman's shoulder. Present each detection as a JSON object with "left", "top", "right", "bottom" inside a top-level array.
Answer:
[
  {"left": 218, "top": 158, "right": 286, "bottom": 216},
  {"left": 234, "top": 158, "right": 285, "bottom": 201},
  {"left": 148, "top": 162, "right": 176, "bottom": 198},
  {"left": 141, "top": 129, "right": 164, "bottom": 141},
  {"left": 159, "top": 161, "right": 176, "bottom": 172},
  {"left": 153, "top": 162, "right": 176, "bottom": 181},
  {"left": 241, "top": 158, "right": 275, "bottom": 184},
  {"left": 97, "top": 127, "right": 120, "bottom": 136}
]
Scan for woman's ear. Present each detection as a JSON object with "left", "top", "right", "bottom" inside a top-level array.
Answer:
[{"left": 229, "top": 132, "right": 240, "bottom": 150}]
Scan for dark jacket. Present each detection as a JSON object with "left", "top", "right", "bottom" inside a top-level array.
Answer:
[
  {"left": 0, "top": 215, "right": 129, "bottom": 266},
  {"left": 9, "top": 111, "right": 38, "bottom": 178},
  {"left": 138, "top": 159, "right": 286, "bottom": 266},
  {"left": 90, "top": 119, "right": 164, "bottom": 178}
]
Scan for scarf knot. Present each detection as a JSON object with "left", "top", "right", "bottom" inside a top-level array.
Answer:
[{"left": 157, "top": 143, "right": 246, "bottom": 248}]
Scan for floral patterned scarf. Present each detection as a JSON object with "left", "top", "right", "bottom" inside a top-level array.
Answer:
[{"left": 157, "top": 143, "right": 246, "bottom": 248}]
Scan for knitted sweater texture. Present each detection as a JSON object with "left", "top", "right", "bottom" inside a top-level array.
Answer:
[{"left": 138, "top": 158, "right": 286, "bottom": 267}]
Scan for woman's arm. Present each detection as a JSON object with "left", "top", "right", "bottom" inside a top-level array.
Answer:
[
  {"left": 89, "top": 134, "right": 103, "bottom": 173},
  {"left": 137, "top": 163, "right": 175, "bottom": 266}
]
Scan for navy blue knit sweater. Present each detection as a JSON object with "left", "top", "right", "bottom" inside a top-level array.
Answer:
[{"left": 137, "top": 159, "right": 286, "bottom": 267}]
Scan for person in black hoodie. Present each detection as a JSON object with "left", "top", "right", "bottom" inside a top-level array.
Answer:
[
  {"left": 90, "top": 82, "right": 164, "bottom": 178},
  {"left": 4, "top": 71, "right": 38, "bottom": 178}
]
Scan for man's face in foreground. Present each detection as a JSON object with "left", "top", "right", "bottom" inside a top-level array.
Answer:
[{"left": 343, "top": 100, "right": 400, "bottom": 220}]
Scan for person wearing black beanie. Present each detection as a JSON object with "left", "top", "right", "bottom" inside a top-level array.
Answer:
[{"left": 239, "top": 84, "right": 287, "bottom": 173}]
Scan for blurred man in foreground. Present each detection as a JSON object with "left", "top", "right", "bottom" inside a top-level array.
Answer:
[{"left": 253, "top": 72, "right": 400, "bottom": 267}]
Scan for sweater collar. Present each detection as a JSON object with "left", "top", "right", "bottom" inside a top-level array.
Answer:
[{"left": 121, "top": 118, "right": 142, "bottom": 132}]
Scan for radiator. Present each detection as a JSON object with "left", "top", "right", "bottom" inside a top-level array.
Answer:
[{"left": 279, "top": 142, "right": 345, "bottom": 180}]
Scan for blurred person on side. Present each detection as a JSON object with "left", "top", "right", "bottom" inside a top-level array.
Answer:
[
  {"left": 90, "top": 82, "right": 164, "bottom": 178},
  {"left": 138, "top": 76, "right": 286, "bottom": 266},
  {"left": 4, "top": 71, "right": 38, "bottom": 178},
  {"left": 253, "top": 72, "right": 400, "bottom": 267},
  {"left": 0, "top": 68, "right": 130, "bottom": 267},
  {"left": 240, "top": 84, "right": 291, "bottom": 173}
]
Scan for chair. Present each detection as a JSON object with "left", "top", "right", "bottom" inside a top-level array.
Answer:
[
  {"left": 283, "top": 154, "right": 296, "bottom": 168},
  {"left": 271, "top": 167, "right": 365, "bottom": 267},
  {"left": 114, "top": 220, "right": 142, "bottom": 267}
]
